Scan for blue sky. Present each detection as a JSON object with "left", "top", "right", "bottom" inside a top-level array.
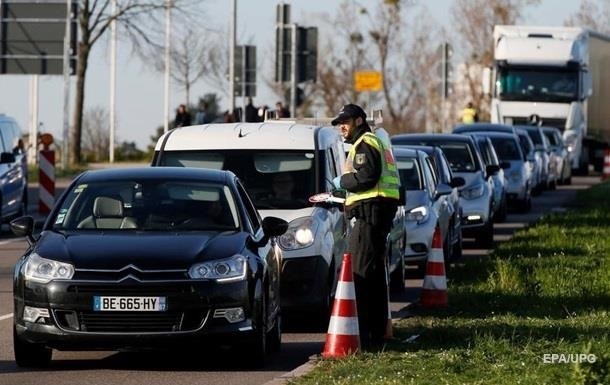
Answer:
[{"left": 0, "top": 0, "right": 584, "bottom": 150}]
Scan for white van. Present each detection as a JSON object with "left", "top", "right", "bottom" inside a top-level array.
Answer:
[{"left": 153, "top": 122, "right": 347, "bottom": 317}]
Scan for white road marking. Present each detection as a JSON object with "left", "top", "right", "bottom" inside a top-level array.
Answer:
[{"left": 0, "top": 313, "right": 13, "bottom": 321}]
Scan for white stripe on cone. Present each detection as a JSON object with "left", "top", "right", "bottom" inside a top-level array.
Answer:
[
  {"left": 327, "top": 315, "right": 360, "bottom": 336},
  {"left": 335, "top": 281, "right": 356, "bottom": 300},
  {"left": 427, "top": 248, "right": 444, "bottom": 262},
  {"left": 423, "top": 274, "right": 447, "bottom": 290}
]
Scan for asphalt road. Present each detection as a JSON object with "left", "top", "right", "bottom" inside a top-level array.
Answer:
[{"left": 0, "top": 176, "right": 600, "bottom": 385}]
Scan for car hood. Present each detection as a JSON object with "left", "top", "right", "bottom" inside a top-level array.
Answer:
[
  {"left": 405, "top": 190, "right": 429, "bottom": 212},
  {"left": 34, "top": 230, "right": 249, "bottom": 269},
  {"left": 260, "top": 207, "right": 315, "bottom": 223}
]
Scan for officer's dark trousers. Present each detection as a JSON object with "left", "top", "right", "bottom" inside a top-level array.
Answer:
[{"left": 348, "top": 201, "right": 396, "bottom": 350}]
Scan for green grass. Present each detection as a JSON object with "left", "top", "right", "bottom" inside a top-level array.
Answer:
[{"left": 292, "top": 182, "right": 610, "bottom": 385}]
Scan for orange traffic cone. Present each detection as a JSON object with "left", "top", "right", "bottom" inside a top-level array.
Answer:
[
  {"left": 322, "top": 253, "right": 360, "bottom": 358},
  {"left": 420, "top": 226, "right": 448, "bottom": 307},
  {"left": 602, "top": 148, "right": 610, "bottom": 181}
]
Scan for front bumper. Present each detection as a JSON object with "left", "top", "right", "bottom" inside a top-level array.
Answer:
[
  {"left": 459, "top": 195, "right": 491, "bottom": 230},
  {"left": 14, "top": 278, "right": 258, "bottom": 350},
  {"left": 280, "top": 255, "right": 330, "bottom": 310},
  {"left": 404, "top": 218, "right": 436, "bottom": 264}
]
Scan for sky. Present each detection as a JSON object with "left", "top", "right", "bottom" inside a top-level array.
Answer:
[{"left": 0, "top": 0, "right": 585, "bottom": 151}]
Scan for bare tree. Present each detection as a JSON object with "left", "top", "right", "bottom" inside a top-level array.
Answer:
[
  {"left": 82, "top": 106, "right": 110, "bottom": 162},
  {"left": 450, "top": 0, "right": 540, "bottom": 121},
  {"left": 70, "top": 0, "right": 197, "bottom": 165},
  {"left": 565, "top": 0, "right": 610, "bottom": 33}
]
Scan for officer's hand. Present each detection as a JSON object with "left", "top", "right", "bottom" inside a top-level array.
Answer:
[{"left": 332, "top": 176, "right": 342, "bottom": 190}]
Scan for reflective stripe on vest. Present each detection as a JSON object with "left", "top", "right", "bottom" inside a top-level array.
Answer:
[
  {"left": 462, "top": 108, "right": 477, "bottom": 124},
  {"left": 344, "top": 132, "right": 400, "bottom": 206}
]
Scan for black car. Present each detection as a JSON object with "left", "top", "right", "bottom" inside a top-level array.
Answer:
[{"left": 12, "top": 167, "right": 287, "bottom": 368}]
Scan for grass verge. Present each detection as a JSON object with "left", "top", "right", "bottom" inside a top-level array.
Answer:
[{"left": 292, "top": 182, "right": 610, "bottom": 385}]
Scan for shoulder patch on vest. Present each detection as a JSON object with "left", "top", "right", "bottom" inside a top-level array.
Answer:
[{"left": 355, "top": 153, "right": 366, "bottom": 165}]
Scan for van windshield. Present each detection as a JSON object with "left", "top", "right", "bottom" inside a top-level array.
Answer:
[{"left": 159, "top": 150, "right": 315, "bottom": 210}]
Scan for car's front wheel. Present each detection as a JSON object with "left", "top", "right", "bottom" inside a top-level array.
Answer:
[
  {"left": 14, "top": 325, "right": 52, "bottom": 368},
  {"left": 266, "top": 309, "right": 281, "bottom": 353},
  {"left": 242, "top": 292, "right": 267, "bottom": 368}
]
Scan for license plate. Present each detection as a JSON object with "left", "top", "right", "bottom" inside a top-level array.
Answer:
[{"left": 93, "top": 296, "right": 167, "bottom": 311}]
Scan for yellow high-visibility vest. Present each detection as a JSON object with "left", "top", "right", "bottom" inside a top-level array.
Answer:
[
  {"left": 344, "top": 132, "right": 400, "bottom": 206},
  {"left": 462, "top": 107, "right": 477, "bottom": 124}
]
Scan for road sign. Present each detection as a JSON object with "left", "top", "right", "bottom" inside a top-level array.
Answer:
[
  {"left": 0, "top": 0, "right": 78, "bottom": 75},
  {"left": 354, "top": 71, "right": 383, "bottom": 92}
]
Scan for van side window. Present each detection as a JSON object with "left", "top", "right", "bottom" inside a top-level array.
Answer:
[{"left": 236, "top": 180, "right": 261, "bottom": 234}]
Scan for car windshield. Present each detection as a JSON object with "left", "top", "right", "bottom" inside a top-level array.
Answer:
[
  {"left": 489, "top": 137, "right": 522, "bottom": 161},
  {"left": 437, "top": 143, "right": 478, "bottom": 172},
  {"left": 52, "top": 179, "right": 240, "bottom": 232},
  {"left": 159, "top": 150, "right": 315, "bottom": 210},
  {"left": 396, "top": 158, "right": 422, "bottom": 190},
  {"left": 526, "top": 129, "right": 543, "bottom": 145}
]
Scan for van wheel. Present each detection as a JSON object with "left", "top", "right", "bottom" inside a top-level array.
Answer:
[
  {"left": 14, "top": 325, "right": 52, "bottom": 368},
  {"left": 266, "top": 310, "right": 281, "bottom": 353}
]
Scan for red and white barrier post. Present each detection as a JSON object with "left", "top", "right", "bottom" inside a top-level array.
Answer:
[{"left": 38, "top": 133, "right": 55, "bottom": 215}]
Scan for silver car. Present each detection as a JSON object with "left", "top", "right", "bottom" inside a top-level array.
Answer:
[
  {"left": 391, "top": 134, "right": 497, "bottom": 248},
  {"left": 484, "top": 132, "right": 533, "bottom": 212},
  {"left": 393, "top": 147, "right": 453, "bottom": 268},
  {"left": 542, "top": 126, "right": 572, "bottom": 185},
  {"left": 517, "top": 125, "right": 557, "bottom": 191},
  {"left": 470, "top": 134, "right": 509, "bottom": 222}
]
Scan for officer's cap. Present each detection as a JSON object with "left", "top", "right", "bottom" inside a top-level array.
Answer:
[{"left": 331, "top": 104, "right": 367, "bottom": 126}]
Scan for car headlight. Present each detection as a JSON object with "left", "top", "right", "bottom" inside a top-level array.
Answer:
[
  {"left": 279, "top": 216, "right": 317, "bottom": 250},
  {"left": 460, "top": 183, "right": 485, "bottom": 199},
  {"left": 406, "top": 206, "right": 428, "bottom": 222},
  {"left": 23, "top": 253, "right": 74, "bottom": 284},
  {"left": 564, "top": 133, "right": 577, "bottom": 153},
  {"left": 188, "top": 255, "right": 247, "bottom": 282}
]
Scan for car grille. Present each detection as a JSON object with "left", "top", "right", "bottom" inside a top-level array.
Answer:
[
  {"left": 73, "top": 267, "right": 188, "bottom": 281},
  {"left": 67, "top": 284, "right": 189, "bottom": 295},
  {"left": 54, "top": 309, "right": 208, "bottom": 333}
]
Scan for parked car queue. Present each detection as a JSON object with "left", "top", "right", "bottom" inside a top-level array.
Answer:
[{"left": 9, "top": 117, "right": 573, "bottom": 368}]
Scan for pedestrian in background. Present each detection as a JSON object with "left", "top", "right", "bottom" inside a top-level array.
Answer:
[
  {"left": 245, "top": 97, "right": 259, "bottom": 122},
  {"left": 331, "top": 103, "right": 400, "bottom": 350},
  {"left": 174, "top": 104, "right": 192, "bottom": 128},
  {"left": 195, "top": 101, "right": 209, "bottom": 125},
  {"left": 461, "top": 102, "right": 478, "bottom": 124},
  {"left": 276, "top": 101, "right": 290, "bottom": 118}
]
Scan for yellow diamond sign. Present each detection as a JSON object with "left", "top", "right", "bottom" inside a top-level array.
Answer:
[{"left": 354, "top": 71, "right": 383, "bottom": 92}]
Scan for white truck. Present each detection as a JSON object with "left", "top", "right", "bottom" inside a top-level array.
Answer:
[{"left": 490, "top": 25, "right": 610, "bottom": 174}]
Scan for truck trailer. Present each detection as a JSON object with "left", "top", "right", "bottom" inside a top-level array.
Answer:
[{"left": 490, "top": 25, "right": 610, "bottom": 174}]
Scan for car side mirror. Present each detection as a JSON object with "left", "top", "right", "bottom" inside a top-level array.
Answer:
[
  {"left": 449, "top": 176, "right": 465, "bottom": 188},
  {"left": 0, "top": 152, "right": 15, "bottom": 164},
  {"left": 435, "top": 183, "right": 453, "bottom": 199},
  {"left": 10, "top": 216, "right": 36, "bottom": 245},
  {"left": 486, "top": 164, "right": 500, "bottom": 177},
  {"left": 500, "top": 161, "right": 511, "bottom": 169},
  {"left": 261, "top": 216, "right": 288, "bottom": 238}
]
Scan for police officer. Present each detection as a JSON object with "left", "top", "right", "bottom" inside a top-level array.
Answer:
[{"left": 331, "top": 104, "right": 400, "bottom": 350}]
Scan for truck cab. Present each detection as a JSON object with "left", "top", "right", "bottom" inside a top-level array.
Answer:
[
  {"left": 152, "top": 122, "right": 347, "bottom": 318},
  {"left": 490, "top": 25, "right": 610, "bottom": 174}
]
